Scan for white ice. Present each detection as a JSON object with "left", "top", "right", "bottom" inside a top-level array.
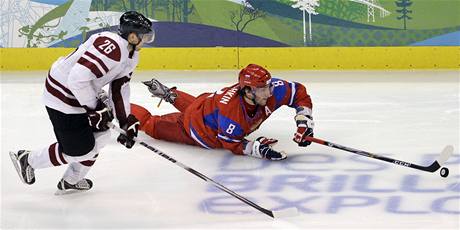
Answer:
[{"left": 1, "top": 70, "right": 459, "bottom": 229}]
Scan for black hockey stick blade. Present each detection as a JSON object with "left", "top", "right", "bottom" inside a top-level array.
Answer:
[
  {"left": 409, "top": 145, "right": 454, "bottom": 172},
  {"left": 426, "top": 145, "right": 454, "bottom": 172}
]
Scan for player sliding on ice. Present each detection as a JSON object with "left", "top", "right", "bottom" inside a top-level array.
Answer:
[
  {"left": 9, "top": 11, "right": 151, "bottom": 194},
  {"left": 133, "top": 64, "right": 453, "bottom": 179},
  {"left": 131, "top": 64, "right": 315, "bottom": 160}
]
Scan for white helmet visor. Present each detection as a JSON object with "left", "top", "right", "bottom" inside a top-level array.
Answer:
[{"left": 140, "top": 31, "right": 155, "bottom": 44}]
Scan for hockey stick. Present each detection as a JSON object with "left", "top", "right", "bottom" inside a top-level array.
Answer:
[
  {"left": 108, "top": 122, "right": 298, "bottom": 219},
  {"left": 304, "top": 136, "right": 453, "bottom": 173}
]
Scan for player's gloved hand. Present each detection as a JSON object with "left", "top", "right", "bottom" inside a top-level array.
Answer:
[
  {"left": 117, "top": 114, "right": 140, "bottom": 149},
  {"left": 257, "top": 136, "right": 278, "bottom": 146},
  {"left": 84, "top": 100, "right": 114, "bottom": 131},
  {"left": 248, "top": 137, "right": 286, "bottom": 161},
  {"left": 293, "top": 114, "right": 314, "bottom": 147}
]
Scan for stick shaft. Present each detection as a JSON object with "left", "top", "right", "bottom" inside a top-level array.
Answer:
[
  {"left": 109, "top": 123, "right": 276, "bottom": 218},
  {"left": 305, "top": 136, "right": 442, "bottom": 172},
  {"left": 137, "top": 141, "right": 275, "bottom": 217}
]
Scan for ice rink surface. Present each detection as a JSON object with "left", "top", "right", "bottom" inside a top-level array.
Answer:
[{"left": 1, "top": 70, "right": 459, "bottom": 229}]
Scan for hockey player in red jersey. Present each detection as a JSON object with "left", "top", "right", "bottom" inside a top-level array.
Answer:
[
  {"left": 9, "top": 11, "right": 153, "bottom": 194},
  {"left": 131, "top": 64, "right": 314, "bottom": 160}
]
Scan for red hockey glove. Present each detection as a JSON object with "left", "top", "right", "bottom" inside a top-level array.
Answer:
[
  {"left": 85, "top": 100, "right": 114, "bottom": 131},
  {"left": 293, "top": 114, "right": 314, "bottom": 147},
  {"left": 117, "top": 114, "right": 140, "bottom": 149}
]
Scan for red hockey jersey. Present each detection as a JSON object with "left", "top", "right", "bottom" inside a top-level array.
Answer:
[{"left": 183, "top": 78, "right": 312, "bottom": 155}]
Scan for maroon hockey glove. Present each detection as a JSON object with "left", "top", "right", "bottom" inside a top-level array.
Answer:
[
  {"left": 293, "top": 115, "right": 314, "bottom": 147},
  {"left": 85, "top": 100, "right": 114, "bottom": 131},
  {"left": 117, "top": 114, "right": 140, "bottom": 149}
]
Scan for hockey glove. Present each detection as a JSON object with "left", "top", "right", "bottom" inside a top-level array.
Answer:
[
  {"left": 293, "top": 114, "right": 314, "bottom": 147},
  {"left": 85, "top": 100, "right": 114, "bottom": 131},
  {"left": 257, "top": 136, "right": 278, "bottom": 146},
  {"left": 247, "top": 137, "right": 286, "bottom": 161},
  {"left": 117, "top": 114, "right": 140, "bottom": 149}
]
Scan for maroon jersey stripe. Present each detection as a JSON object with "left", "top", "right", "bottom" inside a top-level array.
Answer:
[
  {"left": 48, "top": 143, "right": 60, "bottom": 166},
  {"left": 84, "top": 51, "right": 109, "bottom": 73},
  {"left": 48, "top": 73, "right": 74, "bottom": 96},
  {"left": 45, "top": 78, "right": 81, "bottom": 107},
  {"left": 77, "top": 57, "right": 103, "bottom": 78},
  {"left": 80, "top": 160, "right": 95, "bottom": 167}
]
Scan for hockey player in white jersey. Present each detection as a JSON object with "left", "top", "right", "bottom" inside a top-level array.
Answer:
[{"left": 9, "top": 11, "right": 154, "bottom": 194}]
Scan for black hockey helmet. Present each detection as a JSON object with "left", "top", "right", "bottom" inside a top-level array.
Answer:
[{"left": 119, "top": 11, "right": 154, "bottom": 43}]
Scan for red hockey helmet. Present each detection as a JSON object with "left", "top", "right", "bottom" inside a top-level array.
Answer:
[{"left": 238, "top": 64, "right": 272, "bottom": 88}]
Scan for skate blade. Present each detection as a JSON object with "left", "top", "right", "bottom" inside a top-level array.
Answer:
[
  {"left": 54, "top": 189, "right": 89, "bottom": 196},
  {"left": 9, "top": 151, "right": 26, "bottom": 184}
]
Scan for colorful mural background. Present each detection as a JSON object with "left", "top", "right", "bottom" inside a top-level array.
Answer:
[{"left": 1, "top": 0, "right": 459, "bottom": 48}]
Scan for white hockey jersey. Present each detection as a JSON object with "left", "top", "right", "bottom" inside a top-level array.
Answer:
[{"left": 44, "top": 31, "right": 138, "bottom": 125}]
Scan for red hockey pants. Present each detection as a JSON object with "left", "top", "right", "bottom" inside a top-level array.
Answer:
[{"left": 130, "top": 90, "right": 198, "bottom": 146}]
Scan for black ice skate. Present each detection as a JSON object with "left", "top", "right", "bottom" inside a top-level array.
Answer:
[
  {"left": 9, "top": 150, "right": 35, "bottom": 185},
  {"left": 55, "top": 178, "right": 93, "bottom": 195},
  {"left": 142, "top": 78, "right": 177, "bottom": 104}
]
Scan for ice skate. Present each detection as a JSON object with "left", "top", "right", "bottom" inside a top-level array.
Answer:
[
  {"left": 54, "top": 178, "right": 93, "bottom": 195},
  {"left": 9, "top": 150, "right": 35, "bottom": 185},
  {"left": 142, "top": 78, "right": 177, "bottom": 104}
]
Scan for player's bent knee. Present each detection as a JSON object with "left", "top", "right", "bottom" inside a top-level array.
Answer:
[
  {"left": 63, "top": 148, "right": 98, "bottom": 163},
  {"left": 62, "top": 130, "right": 109, "bottom": 163}
]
